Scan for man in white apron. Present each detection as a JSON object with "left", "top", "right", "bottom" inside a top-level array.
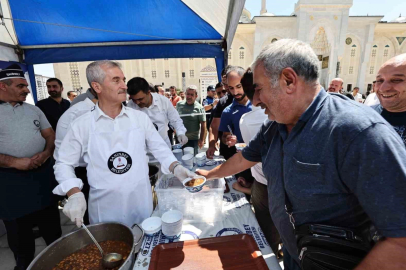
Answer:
[
  {"left": 53, "top": 61, "right": 195, "bottom": 227},
  {"left": 126, "top": 77, "right": 187, "bottom": 163}
]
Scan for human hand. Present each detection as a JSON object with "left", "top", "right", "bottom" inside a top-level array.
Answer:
[
  {"left": 198, "top": 139, "right": 204, "bottom": 149},
  {"left": 177, "top": 134, "right": 188, "bottom": 145},
  {"left": 13, "top": 157, "right": 38, "bottom": 170},
  {"left": 232, "top": 181, "right": 243, "bottom": 192},
  {"left": 31, "top": 151, "right": 50, "bottom": 167},
  {"left": 195, "top": 169, "right": 209, "bottom": 179},
  {"left": 63, "top": 192, "right": 87, "bottom": 228},
  {"left": 174, "top": 165, "right": 196, "bottom": 181},
  {"left": 213, "top": 99, "right": 219, "bottom": 107},
  {"left": 206, "top": 146, "right": 216, "bottom": 159},
  {"left": 226, "top": 135, "right": 237, "bottom": 147}
]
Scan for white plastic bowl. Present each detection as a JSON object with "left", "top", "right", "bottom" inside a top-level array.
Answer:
[
  {"left": 161, "top": 210, "right": 183, "bottom": 239},
  {"left": 141, "top": 217, "right": 162, "bottom": 236}
]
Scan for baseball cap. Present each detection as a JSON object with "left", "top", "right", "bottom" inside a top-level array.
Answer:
[{"left": 207, "top": 85, "right": 215, "bottom": 91}]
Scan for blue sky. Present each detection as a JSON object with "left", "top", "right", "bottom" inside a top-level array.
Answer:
[{"left": 34, "top": 0, "right": 406, "bottom": 77}]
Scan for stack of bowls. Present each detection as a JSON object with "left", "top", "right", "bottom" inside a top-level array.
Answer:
[
  {"left": 181, "top": 154, "right": 194, "bottom": 170},
  {"left": 172, "top": 149, "right": 183, "bottom": 161},
  {"left": 161, "top": 210, "right": 183, "bottom": 239},
  {"left": 183, "top": 147, "right": 194, "bottom": 156}
]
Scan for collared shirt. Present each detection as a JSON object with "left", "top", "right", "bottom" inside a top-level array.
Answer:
[
  {"left": 176, "top": 101, "right": 206, "bottom": 140},
  {"left": 170, "top": 95, "right": 181, "bottom": 107},
  {"left": 70, "top": 88, "right": 95, "bottom": 107},
  {"left": 36, "top": 97, "right": 70, "bottom": 131},
  {"left": 53, "top": 103, "right": 177, "bottom": 195},
  {"left": 239, "top": 106, "right": 268, "bottom": 185},
  {"left": 127, "top": 92, "right": 186, "bottom": 145},
  {"left": 0, "top": 101, "right": 51, "bottom": 158},
  {"left": 219, "top": 99, "right": 252, "bottom": 143},
  {"left": 54, "top": 98, "right": 95, "bottom": 167},
  {"left": 364, "top": 92, "right": 380, "bottom": 106},
  {"left": 242, "top": 90, "right": 406, "bottom": 263}
]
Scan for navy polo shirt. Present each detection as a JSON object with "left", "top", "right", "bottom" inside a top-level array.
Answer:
[
  {"left": 242, "top": 89, "right": 406, "bottom": 263},
  {"left": 219, "top": 99, "right": 252, "bottom": 142}
]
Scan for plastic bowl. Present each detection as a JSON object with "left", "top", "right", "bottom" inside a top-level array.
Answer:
[
  {"left": 235, "top": 143, "right": 247, "bottom": 152},
  {"left": 161, "top": 210, "right": 183, "bottom": 239},
  {"left": 141, "top": 217, "right": 162, "bottom": 236},
  {"left": 182, "top": 176, "right": 207, "bottom": 193},
  {"left": 172, "top": 143, "right": 183, "bottom": 150}
]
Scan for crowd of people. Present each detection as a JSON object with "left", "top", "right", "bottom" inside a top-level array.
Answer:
[{"left": 1, "top": 38, "right": 406, "bottom": 270}]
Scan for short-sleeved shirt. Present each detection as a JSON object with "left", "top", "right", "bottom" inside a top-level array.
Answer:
[
  {"left": 170, "top": 96, "right": 181, "bottom": 107},
  {"left": 242, "top": 90, "right": 406, "bottom": 263},
  {"left": 219, "top": 99, "right": 252, "bottom": 143},
  {"left": 203, "top": 96, "right": 214, "bottom": 114},
  {"left": 176, "top": 101, "right": 206, "bottom": 140},
  {"left": 372, "top": 104, "right": 406, "bottom": 145},
  {"left": 212, "top": 93, "right": 233, "bottom": 119},
  {"left": 0, "top": 101, "right": 51, "bottom": 158},
  {"left": 36, "top": 97, "right": 70, "bottom": 131}
]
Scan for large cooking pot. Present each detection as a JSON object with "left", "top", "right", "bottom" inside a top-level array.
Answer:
[
  {"left": 149, "top": 164, "right": 160, "bottom": 186},
  {"left": 27, "top": 222, "right": 144, "bottom": 270}
]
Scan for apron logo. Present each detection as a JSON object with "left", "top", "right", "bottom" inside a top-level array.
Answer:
[
  {"left": 107, "top": 152, "right": 132, "bottom": 174},
  {"left": 33, "top": 120, "right": 40, "bottom": 127}
]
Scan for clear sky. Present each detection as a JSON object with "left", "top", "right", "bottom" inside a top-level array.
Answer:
[
  {"left": 245, "top": 0, "right": 406, "bottom": 20},
  {"left": 34, "top": 0, "right": 406, "bottom": 77}
]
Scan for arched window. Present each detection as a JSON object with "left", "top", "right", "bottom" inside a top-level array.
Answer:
[
  {"left": 228, "top": 51, "right": 232, "bottom": 60},
  {"left": 239, "top": 47, "right": 245, "bottom": 60}
]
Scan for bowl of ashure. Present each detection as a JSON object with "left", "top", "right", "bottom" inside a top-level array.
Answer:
[
  {"left": 182, "top": 176, "right": 207, "bottom": 193},
  {"left": 235, "top": 143, "right": 247, "bottom": 152}
]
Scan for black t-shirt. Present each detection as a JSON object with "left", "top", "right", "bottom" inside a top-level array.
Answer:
[
  {"left": 36, "top": 97, "right": 70, "bottom": 131},
  {"left": 381, "top": 109, "right": 406, "bottom": 145}
]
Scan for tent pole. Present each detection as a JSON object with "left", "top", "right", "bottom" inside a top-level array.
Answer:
[{"left": 27, "top": 64, "right": 38, "bottom": 103}]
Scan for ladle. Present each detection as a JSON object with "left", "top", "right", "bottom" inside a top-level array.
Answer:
[{"left": 82, "top": 224, "right": 123, "bottom": 269}]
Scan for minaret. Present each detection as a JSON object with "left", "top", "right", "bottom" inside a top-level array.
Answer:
[{"left": 260, "top": 0, "right": 267, "bottom": 15}]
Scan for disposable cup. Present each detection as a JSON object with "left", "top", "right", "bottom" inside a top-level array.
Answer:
[
  {"left": 183, "top": 147, "right": 194, "bottom": 156},
  {"left": 172, "top": 149, "right": 183, "bottom": 162},
  {"left": 181, "top": 154, "right": 194, "bottom": 169},
  {"left": 161, "top": 210, "right": 183, "bottom": 239},
  {"left": 141, "top": 217, "right": 162, "bottom": 236},
  {"left": 195, "top": 152, "right": 206, "bottom": 167}
]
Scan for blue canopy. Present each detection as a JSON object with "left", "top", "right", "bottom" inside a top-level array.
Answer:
[{"left": 1, "top": 0, "right": 245, "bottom": 102}]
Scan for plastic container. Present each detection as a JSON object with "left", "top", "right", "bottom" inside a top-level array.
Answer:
[
  {"left": 141, "top": 217, "right": 162, "bottom": 236},
  {"left": 181, "top": 154, "right": 194, "bottom": 169},
  {"left": 172, "top": 144, "right": 183, "bottom": 150},
  {"left": 183, "top": 147, "right": 194, "bottom": 156},
  {"left": 161, "top": 210, "right": 183, "bottom": 239},
  {"left": 195, "top": 153, "right": 206, "bottom": 167},
  {"left": 155, "top": 174, "right": 224, "bottom": 223},
  {"left": 172, "top": 149, "right": 183, "bottom": 162}
]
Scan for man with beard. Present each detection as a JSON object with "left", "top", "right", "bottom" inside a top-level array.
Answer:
[
  {"left": 36, "top": 78, "right": 70, "bottom": 131},
  {"left": 0, "top": 64, "right": 62, "bottom": 269},
  {"left": 372, "top": 53, "right": 406, "bottom": 145},
  {"left": 327, "top": 78, "right": 344, "bottom": 93}
]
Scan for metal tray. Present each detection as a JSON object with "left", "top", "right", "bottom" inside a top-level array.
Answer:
[{"left": 149, "top": 234, "right": 268, "bottom": 270}]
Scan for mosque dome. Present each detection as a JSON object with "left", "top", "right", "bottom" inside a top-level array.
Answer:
[
  {"left": 390, "top": 14, "right": 406, "bottom": 23},
  {"left": 240, "top": 8, "right": 252, "bottom": 23}
]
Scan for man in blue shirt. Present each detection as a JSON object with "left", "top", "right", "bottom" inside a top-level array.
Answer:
[{"left": 197, "top": 39, "right": 406, "bottom": 270}]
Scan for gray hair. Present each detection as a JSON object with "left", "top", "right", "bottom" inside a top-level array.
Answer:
[
  {"left": 252, "top": 39, "right": 319, "bottom": 87},
  {"left": 226, "top": 66, "right": 245, "bottom": 77},
  {"left": 86, "top": 60, "right": 122, "bottom": 87},
  {"left": 186, "top": 85, "right": 198, "bottom": 95}
]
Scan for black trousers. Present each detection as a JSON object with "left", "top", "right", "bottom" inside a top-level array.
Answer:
[
  {"left": 251, "top": 181, "right": 281, "bottom": 255},
  {"left": 74, "top": 167, "right": 90, "bottom": 225},
  {"left": 3, "top": 205, "right": 62, "bottom": 270}
]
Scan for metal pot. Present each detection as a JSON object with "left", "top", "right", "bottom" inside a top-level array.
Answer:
[
  {"left": 148, "top": 164, "right": 160, "bottom": 186},
  {"left": 27, "top": 222, "right": 144, "bottom": 270}
]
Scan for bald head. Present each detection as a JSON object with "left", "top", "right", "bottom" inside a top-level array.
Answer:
[
  {"left": 328, "top": 78, "right": 343, "bottom": 93},
  {"left": 375, "top": 53, "right": 406, "bottom": 112}
]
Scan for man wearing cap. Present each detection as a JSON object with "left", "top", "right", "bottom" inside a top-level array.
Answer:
[
  {"left": 203, "top": 85, "right": 219, "bottom": 135},
  {"left": 0, "top": 64, "right": 62, "bottom": 270},
  {"left": 36, "top": 78, "right": 70, "bottom": 131}
]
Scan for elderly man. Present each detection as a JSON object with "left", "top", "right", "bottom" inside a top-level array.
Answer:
[
  {"left": 197, "top": 39, "right": 406, "bottom": 270},
  {"left": 176, "top": 85, "right": 206, "bottom": 155},
  {"left": 54, "top": 61, "right": 194, "bottom": 228},
  {"left": 372, "top": 53, "right": 406, "bottom": 144},
  {"left": 36, "top": 78, "right": 70, "bottom": 131},
  {"left": 0, "top": 64, "right": 61, "bottom": 269},
  {"left": 127, "top": 77, "right": 188, "bottom": 156},
  {"left": 327, "top": 78, "right": 343, "bottom": 93}
]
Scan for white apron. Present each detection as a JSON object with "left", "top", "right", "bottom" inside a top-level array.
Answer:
[{"left": 86, "top": 113, "right": 152, "bottom": 227}]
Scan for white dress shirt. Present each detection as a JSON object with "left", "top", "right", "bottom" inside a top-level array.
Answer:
[
  {"left": 127, "top": 93, "right": 186, "bottom": 147},
  {"left": 364, "top": 92, "right": 380, "bottom": 106},
  {"left": 54, "top": 98, "right": 95, "bottom": 167},
  {"left": 53, "top": 103, "right": 177, "bottom": 195},
  {"left": 239, "top": 106, "right": 268, "bottom": 185}
]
